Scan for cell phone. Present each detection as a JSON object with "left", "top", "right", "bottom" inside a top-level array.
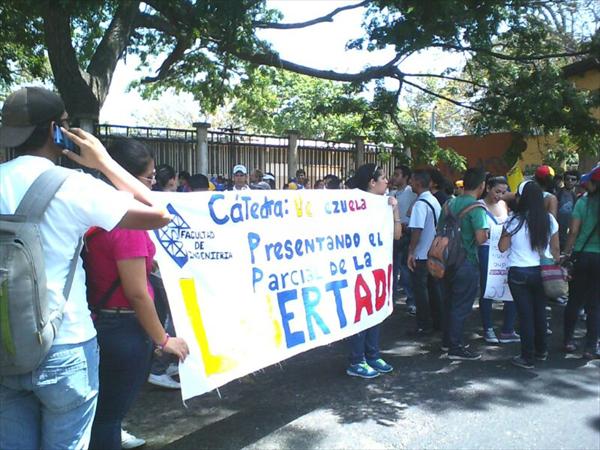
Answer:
[{"left": 53, "top": 124, "right": 76, "bottom": 151}]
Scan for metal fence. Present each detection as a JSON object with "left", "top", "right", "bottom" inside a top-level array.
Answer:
[{"left": 1, "top": 124, "right": 406, "bottom": 189}]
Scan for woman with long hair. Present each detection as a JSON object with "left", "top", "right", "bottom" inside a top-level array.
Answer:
[
  {"left": 499, "top": 180, "right": 560, "bottom": 369},
  {"left": 562, "top": 167, "right": 600, "bottom": 359},
  {"left": 478, "top": 176, "right": 519, "bottom": 344},
  {"left": 345, "top": 163, "right": 402, "bottom": 378},
  {"left": 85, "top": 138, "right": 189, "bottom": 449}
]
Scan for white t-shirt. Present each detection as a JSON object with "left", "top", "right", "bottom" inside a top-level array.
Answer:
[
  {"left": 0, "top": 156, "right": 133, "bottom": 344},
  {"left": 504, "top": 212, "right": 559, "bottom": 267},
  {"left": 391, "top": 185, "right": 417, "bottom": 224},
  {"left": 478, "top": 199, "right": 508, "bottom": 247},
  {"left": 408, "top": 190, "right": 441, "bottom": 260}
]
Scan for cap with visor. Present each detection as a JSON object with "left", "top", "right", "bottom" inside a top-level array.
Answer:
[{"left": 0, "top": 87, "right": 65, "bottom": 148}]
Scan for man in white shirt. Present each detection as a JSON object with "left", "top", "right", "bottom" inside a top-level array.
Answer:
[
  {"left": 407, "top": 169, "right": 442, "bottom": 334},
  {"left": 231, "top": 164, "right": 250, "bottom": 190},
  {"left": 0, "top": 87, "right": 171, "bottom": 450},
  {"left": 389, "top": 165, "right": 417, "bottom": 313}
]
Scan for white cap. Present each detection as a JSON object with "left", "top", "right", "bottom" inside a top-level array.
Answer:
[
  {"left": 233, "top": 164, "right": 247, "bottom": 175},
  {"left": 262, "top": 173, "right": 275, "bottom": 181}
]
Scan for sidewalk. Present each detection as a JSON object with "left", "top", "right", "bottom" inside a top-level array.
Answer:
[{"left": 125, "top": 301, "right": 600, "bottom": 449}]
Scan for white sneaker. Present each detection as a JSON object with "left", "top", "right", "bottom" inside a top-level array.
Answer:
[
  {"left": 147, "top": 373, "right": 180, "bottom": 389},
  {"left": 121, "top": 429, "right": 146, "bottom": 449},
  {"left": 166, "top": 363, "right": 179, "bottom": 377}
]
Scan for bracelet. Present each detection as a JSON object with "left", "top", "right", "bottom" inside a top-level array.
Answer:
[{"left": 157, "top": 333, "right": 170, "bottom": 350}]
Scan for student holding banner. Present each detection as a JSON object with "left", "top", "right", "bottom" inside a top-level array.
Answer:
[
  {"left": 345, "top": 163, "right": 402, "bottom": 378},
  {"left": 84, "top": 138, "right": 189, "bottom": 449},
  {"left": 477, "top": 176, "right": 519, "bottom": 345}
]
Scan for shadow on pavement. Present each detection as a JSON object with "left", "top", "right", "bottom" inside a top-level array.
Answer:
[{"left": 125, "top": 301, "right": 599, "bottom": 449}]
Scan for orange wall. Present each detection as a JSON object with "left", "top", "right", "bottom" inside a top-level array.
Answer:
[{"left": 431, "top": 133, "right": 515, "bottom": 180}]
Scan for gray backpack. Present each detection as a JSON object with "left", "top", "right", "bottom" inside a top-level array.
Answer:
[{"left": 0, "top": 167, "right": 82, "bottom": 375}]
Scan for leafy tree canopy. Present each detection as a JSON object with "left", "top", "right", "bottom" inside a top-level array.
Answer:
[{"left": 1, "top": 0, "right": 598, "bottom": 164}]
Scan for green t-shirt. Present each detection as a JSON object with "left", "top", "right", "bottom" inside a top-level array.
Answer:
[
  {"left": 438, "top": 194, "right": 489, "bottom": 265},
  {"left": 572, "top": 195, "right": 600, "bottom": 253}
]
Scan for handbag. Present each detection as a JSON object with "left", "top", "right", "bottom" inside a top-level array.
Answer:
[{"left": 540, "top": 260, "right": 569, "bottom": 299}]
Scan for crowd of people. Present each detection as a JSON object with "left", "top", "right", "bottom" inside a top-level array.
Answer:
[{"left": 0, "top": 86, "right": 598, "bottom": 450}]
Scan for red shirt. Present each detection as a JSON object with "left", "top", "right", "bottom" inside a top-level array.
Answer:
[{"left": 85, "top": 228, "right": 155, "bottom": 309}]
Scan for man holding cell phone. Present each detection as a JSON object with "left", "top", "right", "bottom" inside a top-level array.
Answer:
[{"left": 0, "top": 87, "right": 175, "bottom": 450}]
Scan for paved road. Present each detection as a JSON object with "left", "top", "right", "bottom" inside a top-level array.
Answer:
[{"left": 126, "top": 302, "right": 600, "bottom": 449}]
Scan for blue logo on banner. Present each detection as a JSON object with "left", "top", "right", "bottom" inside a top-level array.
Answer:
[{"left": 154, "top": 203, "right": 190, "bottom": 268}]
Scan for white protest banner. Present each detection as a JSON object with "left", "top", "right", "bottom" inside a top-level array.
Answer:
[
  {"left": 149, "top": 189, "right": 394, "bottom": 401},
  {"left": 483, "top": 223, "right": 513, "bottom": 302}
]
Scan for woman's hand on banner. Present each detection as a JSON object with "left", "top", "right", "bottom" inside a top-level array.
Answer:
[{"left": 164, "top": 337, "right": 190, "bottom": 362}]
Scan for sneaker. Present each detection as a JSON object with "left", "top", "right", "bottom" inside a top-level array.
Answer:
[
  {"left": 553, "top": 296, "right": 568, "bottom": 306},
  {"left": 564, "top": 341, "right": 577, "bottom": 353},
  {"left": 546, "top": 327, "right": 553, "bottom": 336},
  {"left": 148, "top": 373, "right": 181, "bottom": 389},
  {"left": 498, "top": 331, "right": 521, "bottom": 344},
  {"left": 407, "top": 305, "right": 416, "bottom": 316},
  {"left": 511, "top": 356, "right": 534, "bottom": 369},
  {"left": 166, "top": 363, "right": 179, "bottom": 377},
  {"left": 448, "top": 347, "right": 481, "bottom": 361},
  {"left": 483, "top": 328, "right": 499, "bottom": 344},
  {"left": 440, "top": 343, "right": 469, "bottom": 353},
  {"left": 583, "top": 346, "right": 600, "bottom": 360},
  {"left": 346, "top": 362, "right": 380, "bottom": 379},
  {"left": 121, "top": 429, "right": 146, "bottom": 449},
  {"left": 366, "top": 358, "right": 393, "bottom": 373},
  {"left": 535, "top": 351, "right": 548, "bottom": 361}
]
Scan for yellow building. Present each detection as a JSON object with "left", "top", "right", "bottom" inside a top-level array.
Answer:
[{"left": 520, "top": 57, "right": 600, "bottom": 173}]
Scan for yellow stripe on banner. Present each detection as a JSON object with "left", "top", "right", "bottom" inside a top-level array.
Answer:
[
  {"left": 179, "top": 278, "right": 236, "bottom": 376},
  {"left": 266, "top": 293, "right": 283, "bottom": 348}
]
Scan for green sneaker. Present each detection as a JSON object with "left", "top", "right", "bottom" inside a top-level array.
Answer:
[
  {"left": 367, "top": 358, "right": 394, "bottom": 373},
  {"left": 346, "top": 362, "right": 379, "bottom": 379}
]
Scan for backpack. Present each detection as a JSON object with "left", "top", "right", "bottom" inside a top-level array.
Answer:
[
  {"left": 0, "top": 167, "right": 82, "bottom": 375},
  {"left": 427, "top": 200, "right": 484, "bottom": 279}
]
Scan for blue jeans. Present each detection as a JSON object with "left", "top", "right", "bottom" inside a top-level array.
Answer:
[
  {"left": 443, "top": 260, "right": 480, "bottom": 351},
  {"left": 564, "top": 252, "right": 600, "bottom": 351},
  {"left": 90, "top": 314, "right": 153, "bottom": 450},
  {"left": 348, "top": 325, "right": 381, "bottom": 365},
  {"left": 0, "top": 337, "right": 99, "bottom": 450},
  {"left": 508, "top": 266, "right": 547, "bottom": 362},
  {"left": 393, "top": 244, "right": 414, "bottom": 306},
  {"left": 411, "top": 260, "right": 442, "bottom": 330},
  {"left": 478, "top": 245, "right": 516, "bottom": 333}
]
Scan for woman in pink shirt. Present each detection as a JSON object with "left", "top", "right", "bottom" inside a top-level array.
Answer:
[{"left": 84, "top": 138, "right": 188, "bottom": 450}]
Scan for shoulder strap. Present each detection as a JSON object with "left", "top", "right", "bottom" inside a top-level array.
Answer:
[
  {"left": 15, "top": 166, "right": 72, "bottom": 223},
  {"left": 91, "top": 279, "right": 122, "bottom": 313},
  {"left": 16, "top": 167, "right": 82, "bottom": 330},
  {"left": 418, "top": 198, "right": 438, "bottom": 227},
  {"left": 457, "top": 202, "right": 485, "bottom": 220}
]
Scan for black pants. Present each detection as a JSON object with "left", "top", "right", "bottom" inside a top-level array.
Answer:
[
  {"left": 564, "top": 252, "right": 600, "bottom": 352},
  {"left": 411, "top": 260, "right": 442, "bottom": 331}
]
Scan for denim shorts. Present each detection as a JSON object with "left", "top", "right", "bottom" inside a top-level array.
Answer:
[{"left": 0, "top": 337, "right": 99, "bottom": 450}]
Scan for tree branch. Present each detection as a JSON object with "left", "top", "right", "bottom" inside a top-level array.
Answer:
[
  {"left": 222, "top": 47, "right": 402, "bottom": 82},
  {"left": 87, "top": 0, "right": 141, "bottom": 96},
  {"left": 143, "top": 37, "right": 190, "bottom": 83},
  {"left": 402, "top": 72, "right": 488, "bottom": 89},
  {"left": 432, "top": 43, "right": 591, "bottom": 61},
  {"left": 134, "top": 12, "right": 178, "bottom": 36},
  {"left": 402, "top": 78, "right": 486, "bottom": 114},
  {"left": 254, "top": 0, "right": 369, "bottom": 29}
]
